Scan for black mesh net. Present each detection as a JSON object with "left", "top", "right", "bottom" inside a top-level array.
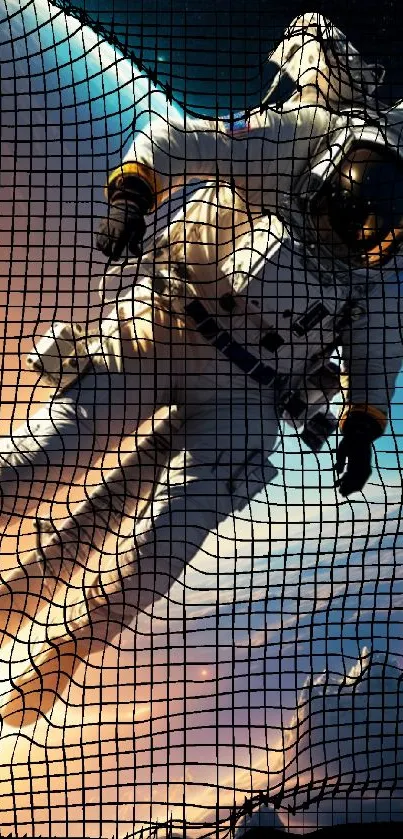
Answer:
[{"left": 0, "top": 1, "right": 403, "bottom": 837}]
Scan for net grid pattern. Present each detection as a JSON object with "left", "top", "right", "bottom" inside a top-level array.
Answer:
[{"left": 0, "top": 1, "right": 402, "bottom": 838}]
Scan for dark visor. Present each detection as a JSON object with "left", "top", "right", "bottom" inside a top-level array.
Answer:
[{"left": 310, "top": 143, "right": 403, "bottom": 267}]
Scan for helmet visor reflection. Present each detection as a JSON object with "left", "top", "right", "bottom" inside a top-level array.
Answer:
[{"left": 310, "top": 144, "right": 403, "bottom": 267}]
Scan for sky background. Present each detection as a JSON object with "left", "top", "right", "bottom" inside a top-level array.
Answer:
[{"left": 0, "top": 1, "right": 403, "bottom": 837}]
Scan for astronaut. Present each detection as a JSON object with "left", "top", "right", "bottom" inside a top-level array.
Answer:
[
  {"left": 96, "top": 9, "right": 403, "bottom": 493},
  {"left": 0, "top": 11, "right": 402, "bottom": 730}
]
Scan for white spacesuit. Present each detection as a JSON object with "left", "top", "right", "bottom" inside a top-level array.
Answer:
[{"left": 0, "top": 10, "right": 402, "bottom": 741}]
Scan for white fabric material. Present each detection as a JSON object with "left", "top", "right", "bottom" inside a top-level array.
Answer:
[
  {"left": 264, "top": 12, "right": 383, "bottom": 108},
  {"left": 108, "top": 180, "right": 403, "bottom": 419},
  {"left": 123, "top": 12, "right": 362, "bottom": 211},
  {"left": 116, "top": 9, "right": 403, "bottom": 419},
  {"left": 124, "top": 11, "right": 390, "bottom": 215},
  {"left": 125, "top": 97, "right": 335, "bottom": 214},
  {"left": 0, "top": 281, "right": 278, "bottom": 646}
]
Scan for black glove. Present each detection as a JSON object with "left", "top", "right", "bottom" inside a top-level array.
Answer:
[
  {"left": 335, "top": 412, "right": 383, "bottom": 497},
  {"left": 96, "top": 176, "right": 153, "bottom": 259},
  {"left": 96, "top": 199, "right": 146, "bottom": 259}
]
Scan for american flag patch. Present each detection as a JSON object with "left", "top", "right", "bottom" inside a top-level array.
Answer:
[{"left": 222, "top": 110, "right": 251, "bottom": 137}]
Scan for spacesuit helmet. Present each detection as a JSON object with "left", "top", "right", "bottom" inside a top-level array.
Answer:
[{"left": 310, "top": 143, "right": 403, "bottom": 268}]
